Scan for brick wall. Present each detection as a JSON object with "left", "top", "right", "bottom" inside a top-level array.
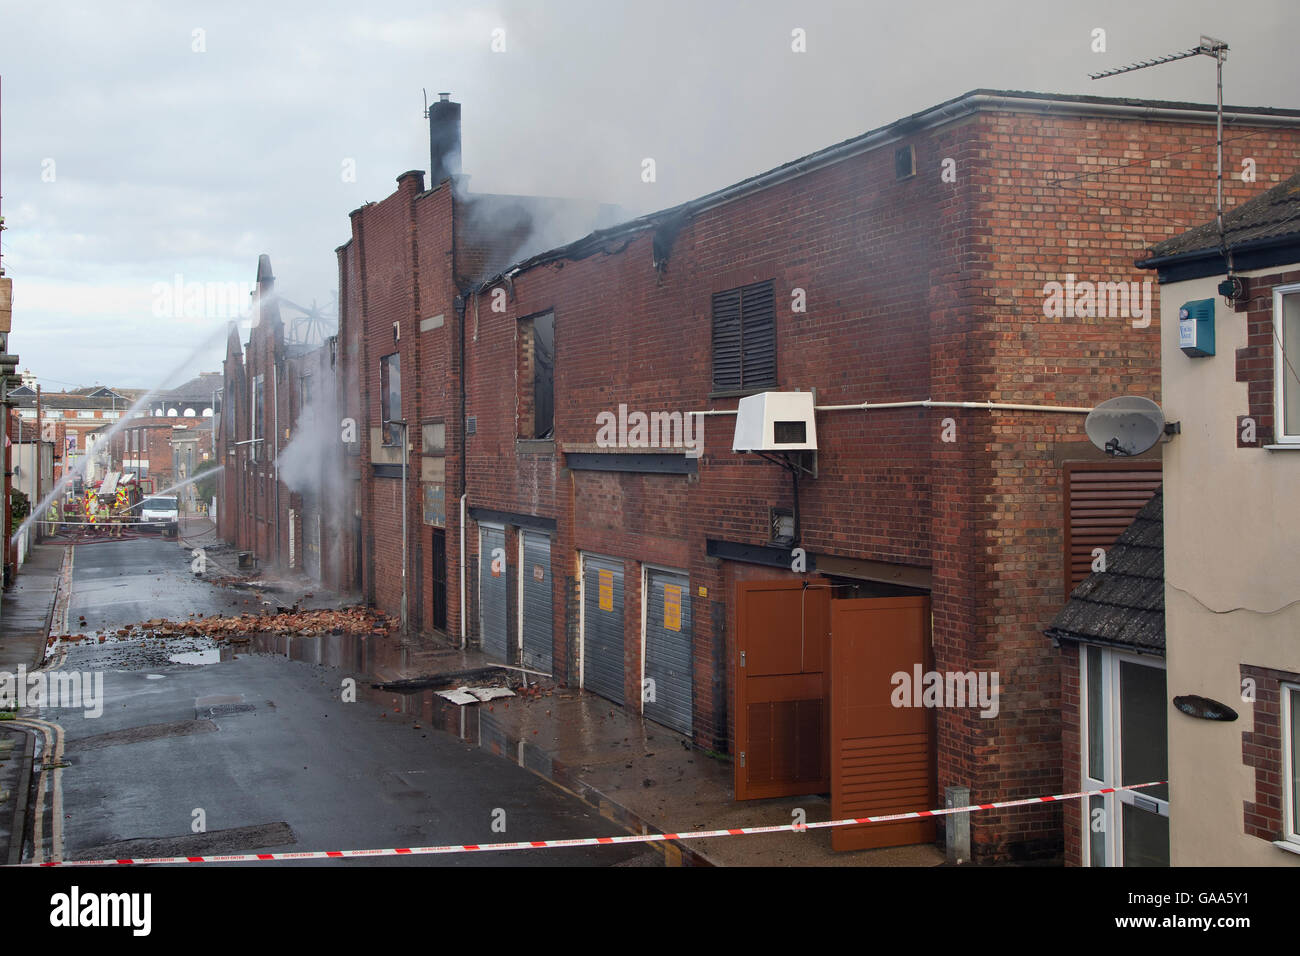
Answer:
[
  {"left": 340, "top": 172, "right": 458, "bottom": 626},
  {"left": 1232, "top": 268, "right": 1300, "bottom": 447},
  {"left": 458, "top": 103, "right": 1300, "bottom": 861},
  {"left": 1240, "top": 662, "right": 1300, "bottom": 842}
]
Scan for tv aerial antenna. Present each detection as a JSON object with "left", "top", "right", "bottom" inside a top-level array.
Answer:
[{"left": 1090, "top": 36, "right": 1230, "bottom": 264}]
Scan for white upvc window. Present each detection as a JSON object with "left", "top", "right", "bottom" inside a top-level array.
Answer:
[
  {"left": 1284, "top": 682, "right": 1300, "bottom": 846},
  {"left": 1080, "top": 645, "right": 1169, "bottom": 866},
  {"left": 1274, "top": 283, "right": 1300, "bottom": 444}
]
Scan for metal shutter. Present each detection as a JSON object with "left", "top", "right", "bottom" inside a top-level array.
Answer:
[
  {"left": 739, "top": 280, "right": 776, "bottom": 388},
  {"left": 520, "top": 531, "right": 553, "bottom": 673},
  {"left": 582, "top": 553, "right": 624, "bottom": 705},
  {"left": 1063, "top": 462, "right": 1161, "bottom": 594},
  {"left": 304, "top": 510, "right": 321, "bottom": 582},
  {"left": 644, "top": 568, "right": 692, "bottom": 736},
  {"left": 479, "top": 526, "right": 508, "bottom": 661},
  {"left": 711, "top": 288, "right": 742, "bottom": 391}
]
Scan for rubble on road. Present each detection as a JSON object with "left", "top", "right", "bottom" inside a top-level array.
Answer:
[{"left": 48, "top": 606, "right": 398, "bottom": 645}]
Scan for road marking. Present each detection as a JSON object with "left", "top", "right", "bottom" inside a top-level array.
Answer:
[{"left": 8, "top": 715, "right": 65, "bottom": 863}]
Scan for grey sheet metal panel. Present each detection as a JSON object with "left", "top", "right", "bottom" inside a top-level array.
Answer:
[
  {"left": 480, "top": 526, "right": 508, "bottom": 662},
  {"left": 582, "top": 553, "right": 624, "bottom": 706},
  {"left": 644, "top": 568, "right": 693, "bottom": 736},
  {"left": 521, "top": 531, "right": 553, "bottom": 673},
  {"left": 303, "top": 508, "right": 321, "bottom": 583}
]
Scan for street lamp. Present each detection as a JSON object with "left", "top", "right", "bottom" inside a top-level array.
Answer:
[{"left": 384, "top": 419, "right": 409, "bottom": 634}]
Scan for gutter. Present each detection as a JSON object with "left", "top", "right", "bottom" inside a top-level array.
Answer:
[{"left": 1136, "top": 230, "right": 1300, "bottom": 270}]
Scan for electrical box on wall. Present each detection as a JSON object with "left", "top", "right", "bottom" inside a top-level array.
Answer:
[
  {"left": 1178, "top": 298, "right": 1215, "bottom": 357},
  {"left": 732, "top": 391, "right": 818, "bottom": 452}
]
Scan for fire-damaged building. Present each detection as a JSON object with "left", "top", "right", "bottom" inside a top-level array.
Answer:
[
  {"left": 217, "top": 255, "right": 358, "bottom": 589},
  {"left": 219, "top": 88, "right": 1300, "bottom": 862}
]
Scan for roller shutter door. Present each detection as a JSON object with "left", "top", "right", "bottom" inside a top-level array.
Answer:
[
  {"left": 479, "top": 525, "right": 508, "bottom": 662},
  {"left": 520, "top": 531, "right": 553, "bottom": 673},
  {"left": 582, "top": 553, "right": 624, "bottom": 705},
  {"left": 644, "top": 568, "right": 692, "bottom": 736}
]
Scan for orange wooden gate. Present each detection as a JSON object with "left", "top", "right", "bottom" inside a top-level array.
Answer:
[
  {"left": 829, "top": 596, "right": 935, "bottom": 851},
  {"left": 734, "top": 581, "right": 829, "bottom": 800}
]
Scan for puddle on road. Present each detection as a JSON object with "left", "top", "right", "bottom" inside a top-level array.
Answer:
[{"left": 168, "top": 648, "right": 222, "bottom": 666}]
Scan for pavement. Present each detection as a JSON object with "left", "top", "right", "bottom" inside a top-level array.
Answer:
[
  {"left": 0, "top": 540, "right": 64, "bottom": 673},
  {"left": 0, "top": 540, "right": 67, "bottom": 866},
  {"left": 358, "top": 639, "right": 946, "bottom": 867}
]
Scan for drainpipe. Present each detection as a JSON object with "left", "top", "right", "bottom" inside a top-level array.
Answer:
[
  {"left": 400, "top": 421, "right": 408, "bottom": 634},
  {"left": 460, "top": 492, "right": 466, "bottom": 648}
]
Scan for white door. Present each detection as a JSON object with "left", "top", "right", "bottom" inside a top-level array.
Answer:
[{"left": 1081, "top": 645, "right": 1169, "bottom": 866}]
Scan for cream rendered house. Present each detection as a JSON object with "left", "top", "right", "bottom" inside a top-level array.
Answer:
[{"left": 1139, "top": 172, "right": 1300, "bottom": 865}]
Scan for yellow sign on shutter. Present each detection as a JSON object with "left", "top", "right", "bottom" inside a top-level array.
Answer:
[
  {"left": 663, "top": 584, "right": 682, "bottom": 632},
  {"left": 598, "top": 569, "right": 613, "bottom": 611}
]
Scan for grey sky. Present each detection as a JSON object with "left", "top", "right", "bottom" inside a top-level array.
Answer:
[{"left": 0, "top": 0, "right": 1295, "bottom": 389}]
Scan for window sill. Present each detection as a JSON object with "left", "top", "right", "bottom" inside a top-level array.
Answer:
[
  {"left": 1272, "top": 839, "right": 1300, "bottom": 856},
  {"left": 1263, "top": 444, "right": 1300, "bottom": 451},
  {"left": 516, "top": 439, "right": 555, "bottom": 455},
  {"left": 709, "top": 387, "right": 777, "bottom": 400}
]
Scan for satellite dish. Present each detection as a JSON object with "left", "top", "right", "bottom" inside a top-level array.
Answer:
[{"left": 1085, "top": 396, "right": 1165, "bottom": 457}]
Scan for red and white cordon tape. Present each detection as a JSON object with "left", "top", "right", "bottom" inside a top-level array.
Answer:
[{"left": 26, "top": 781, "right": 1164, "bottom": 867}]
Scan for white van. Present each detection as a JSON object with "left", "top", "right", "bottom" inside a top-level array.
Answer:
[{"left": 139, "top": 496, "right": 179, "bottom": 537}]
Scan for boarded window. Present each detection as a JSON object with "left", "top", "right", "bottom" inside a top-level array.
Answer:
[
  {"left": 422, "top": 421, "right": 446, "bottom": 453},
  {"left": 712, "top": 280, "right": 776, "bottom": 392},
  {"left": 380, "top": 353, "right": 401, "bottom": 445},
  {"left": 1063, "top": 462, "right": 1161, "bottom": 595},
  {"left": 534, "top": 311, "right": 554, "bottom": 438},
  {"left": 251, "top": 374, "right": 264, "bottom": 461},
  {"left": 431, "top": 528, "right": 447, "bottom": 631}
]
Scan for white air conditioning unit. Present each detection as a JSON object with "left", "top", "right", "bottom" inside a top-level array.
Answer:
[{"left": 732, "top": 391, "right": 818, "bottom": 453}]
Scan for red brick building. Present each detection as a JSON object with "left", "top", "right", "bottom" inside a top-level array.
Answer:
[
  {"left": 99, "top": 417, "right": 181, "bottom": 488},
  {"left": 218, "top": 256, "right": 358, "bottom": 589},
  {"left": 226, "top": 88, "right": 1300, "bottom": 861}
]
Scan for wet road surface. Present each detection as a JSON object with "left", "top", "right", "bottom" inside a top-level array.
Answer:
[{"left": 30, "top": 537, "right": 658, "bottom": 866}]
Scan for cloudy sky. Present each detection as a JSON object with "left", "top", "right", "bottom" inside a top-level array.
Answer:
[{"left": 0, "top": 0, "right": 1296, "bottom": 390}]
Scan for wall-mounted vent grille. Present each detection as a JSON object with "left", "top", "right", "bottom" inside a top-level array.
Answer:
[
  {"left": 895, "top": 145, "right": 916, "bottom": 180},
  {"left": 773, "top": 421, "right": 806, "bottom": 445},
  {"left": 466, "top": 415, "right": 477, "bottom": 436}
]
